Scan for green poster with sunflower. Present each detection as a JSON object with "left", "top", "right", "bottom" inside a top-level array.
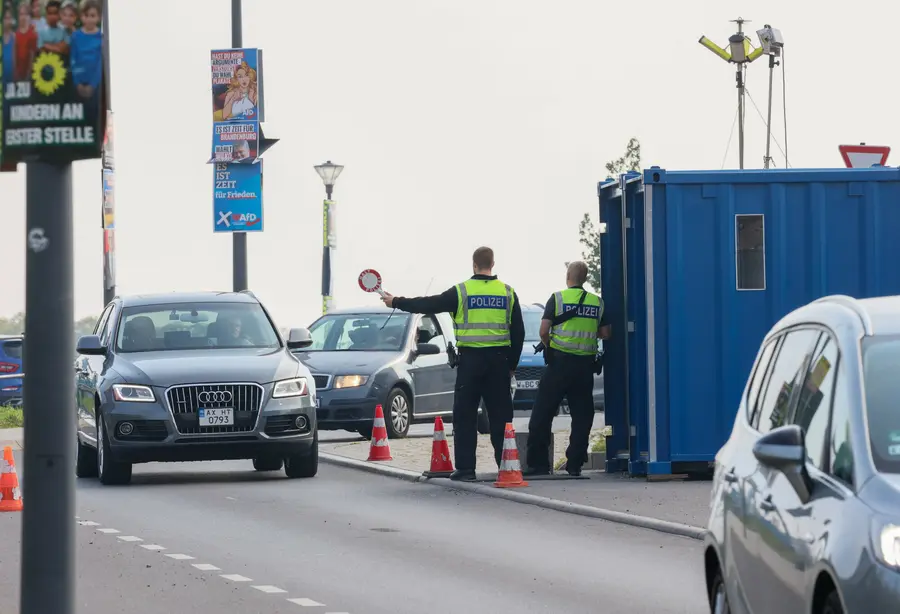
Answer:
[{"left": 1, "top": 0, "right": 107, "bottom": 164}]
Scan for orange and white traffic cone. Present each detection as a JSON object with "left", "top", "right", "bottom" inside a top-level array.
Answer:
[
  {"left": 423, "top": 417, "right": 454, "bottom": 478},
  {"left": 494, "top": 423, "right": 529, "bottom": 488},
  {"left": 0, "top": 445, "right": 23, "bottom": 512},
  {"left": 367, "top": 404, "right": 393, "bottom": 461}
]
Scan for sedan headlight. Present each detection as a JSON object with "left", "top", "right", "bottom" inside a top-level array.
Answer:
[
  {"left": 273, "top": 377, "right": 309, "bottom": 398},
  {"left": 112, "top": 384, "right": 155, "bottom": 403},
  {"left": 334, "top": 375, "right": 368, "bottom": 389},
  {"left": 871, "top": 519, "right": 900, "bottom": 568}
]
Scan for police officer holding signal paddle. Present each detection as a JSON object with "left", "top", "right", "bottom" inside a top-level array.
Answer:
[
  {"left": 525, "top": 261, "right": 610, "bottom": 476},
  {"left": 380, "top": 246, "right": 525, "bottom": 481}
]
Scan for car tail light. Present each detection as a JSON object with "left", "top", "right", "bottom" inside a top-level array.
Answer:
[{"left": 0, "top": 363, "right": 18, "bottom": 374}]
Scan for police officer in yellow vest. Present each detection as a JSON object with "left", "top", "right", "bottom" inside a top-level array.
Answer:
[
  {"left": 525, "top": 261, "right": 610, "bottom": 477},
  {"left": 380, "top": 246, "right": 525, "bottom": 481}
]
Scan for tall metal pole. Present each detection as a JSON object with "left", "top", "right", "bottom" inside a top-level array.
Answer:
[
  {"left": 231, "top": 0, "right": 248, "bottom": 292},
  {"left": 102, "top": 2, "right": 114, "bottom": 306},
  {"left": 763, "top": 54, "right": 776, "bottom": 169},
  {"left": 322, "top": 185, "right": 333, "bottom": 314},
  {"left": 736, "top": 65, "right": 745, "bottom": 170},
  {"left": 20, "top": 163, "right": 76, "bottom": 614}
]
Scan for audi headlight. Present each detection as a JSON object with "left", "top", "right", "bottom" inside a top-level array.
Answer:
[
  {"left": 334, "top": 375, "right": 368, "bottom": 389},
  {"left": 872, "top": 519, "right": 900, "bottom": 568},
  {"left": 112, "top": 384, "right": 155, "bottom": 403},
  {"left": 272, "top": 377, "right": 309, "bottom": 398}
]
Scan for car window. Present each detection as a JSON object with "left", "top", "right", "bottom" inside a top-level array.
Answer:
[
  {"left": 861, "top": 336, "right": 900, "bottom": 474},
  {"left": 115, "top": 302, "right": 281, "bottom": 353},
  {"left": 829, "top": 376, "right": 854, "bottom": 486},
  {"left": 306, "top": 313, "right": 411, "bottom": 352},
  {"left": 93, "top": 304, "right": 114, "bottom": 336},
  {"left": 99, "top": 305, "right": 119, "bottom": 345},
  {"left": 755, "top": 329, "right": 820, "bottom": 434},
  {"left": 746, "top": 339, "right": 778, "bottom": 426},
  {"left": 523, "top": 309, "right": 542, "bottom": 341},
  {"left": 792, "top": 333, "right": 839, "bottom": 469},
  {"left": 1, "top": 339, "right": 23, "bottom": 360}
]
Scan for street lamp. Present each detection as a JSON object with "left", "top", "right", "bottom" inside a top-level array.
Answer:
[
  {"left": 314, "top": 160, "right": 344, "bottom": 200},
  {"left": 698, "top": 17, "right": 765, "bottom": 169},
  {"left": 314, "top": 161, "right": 343, "bottom": 314}
]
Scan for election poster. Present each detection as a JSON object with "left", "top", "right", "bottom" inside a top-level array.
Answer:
[
  {"left": 1, "top": 0, "right": 107, "bottom": 164},
  {"left": 213, "top": 161, "right": 263, "bottom": 233},
  {"left": 101, "top": 109, "right": 113, "bottom": 228},
  {"left": 210, "top": 48, "right": 263, "bottom": 163}
]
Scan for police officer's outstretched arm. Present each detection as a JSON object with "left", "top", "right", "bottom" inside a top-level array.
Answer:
[
  {"left": 380, "top": 287, "right": 459, "bottom": 316},
  {"left": 508, "top": 291, "right": 525, "bottom": 374}
]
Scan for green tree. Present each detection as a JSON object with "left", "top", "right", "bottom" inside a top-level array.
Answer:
[
  {"left": 0, "top": 313, "right": 100, "bottom": 336},
  {"left": 572, "top": 138, "right": 642, "bottom": 292}
]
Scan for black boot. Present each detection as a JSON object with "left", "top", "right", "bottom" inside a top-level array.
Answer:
[{"left": 449, "top": 469, "right": 476, "bottom": 482}]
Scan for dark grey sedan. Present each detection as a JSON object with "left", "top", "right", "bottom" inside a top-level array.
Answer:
[
  {"left": 705, "top": 294, "right": 900, "bottom": 614},
  {"left": 74, "top": 291, "right": 318, "bottom": 485}
]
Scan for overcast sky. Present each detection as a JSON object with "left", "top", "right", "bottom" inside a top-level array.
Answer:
[{"left": 0, "top": 0, "right": 891, "bottom": 328}]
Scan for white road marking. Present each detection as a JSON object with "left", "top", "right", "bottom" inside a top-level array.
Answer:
[
  {"left": 165, "top": 553, "right": 195, "bottom": 560},
  {"left": 220, "top": 574, "right": 253, "bottom": 582},
  {"left": 192, "top": 563, "right": 221, "bottom": 571},
  {"left": 140, "top": 544, "right": 166, "bottom": 551},
  {"left": 287, "top": 598, "right": 325, "bottom": 607},
  {"left": 117, "top": 536, "right": 143, "bottom": 542},
  {"left": 252, "top": 585, "right": 287, "bottom": 594},
  {"left": 78, "top": 520, "right": 100, "bottom": 526},
  {"left": 96, "top": 528, "right": 120, "bottom": 534}
]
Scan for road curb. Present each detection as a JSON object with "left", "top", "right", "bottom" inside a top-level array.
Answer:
[{"left": 318, "top": 452, "right": 707, "bottom": 541}]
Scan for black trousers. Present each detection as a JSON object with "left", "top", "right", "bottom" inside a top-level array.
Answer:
[
  {"left": 526, "top": 352, "right": 595, "bottom": 470},
  {"left": 452, "top": 347, "right": 513, "bottom": 471}
]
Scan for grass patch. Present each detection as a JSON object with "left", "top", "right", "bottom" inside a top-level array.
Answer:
[
  {"left": 0, "top": 406, "right": 23, "bottom": 429},
  {"left": 589, "top": 425, "right": 612, "bottom": 453}
]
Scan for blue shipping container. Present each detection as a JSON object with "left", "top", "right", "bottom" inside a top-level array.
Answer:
[{"left": 600, "top": 165, "right": 900, "bottom": 476}]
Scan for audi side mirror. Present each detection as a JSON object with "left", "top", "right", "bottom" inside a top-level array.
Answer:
[
  {"left": 287, "top": 327, "right": 313, "bottom": 350},
  {"left": 76, "top": 335, "right": 106, "bottom": 356}
]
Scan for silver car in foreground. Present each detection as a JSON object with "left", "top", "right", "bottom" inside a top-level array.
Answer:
[{"left": 705, "top": 295, "right": 900, "bottom": 614}]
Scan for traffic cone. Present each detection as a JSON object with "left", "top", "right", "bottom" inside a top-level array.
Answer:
[
  {"left": 494, "top": 423, "right": 529, "bottom": 488},
  {"left": 367, "top": 404, "right": 393, "bottom": 461},
  {"left": 0, "top": 446, "right": 23, "bottom": 512},
  {"left": 423, "top": 417, "right": 454, "bottom": 478}
]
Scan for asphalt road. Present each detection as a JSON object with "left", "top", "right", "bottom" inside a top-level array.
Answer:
[{"left": 0, "top": 452, "right": 707, "bottom": 614}]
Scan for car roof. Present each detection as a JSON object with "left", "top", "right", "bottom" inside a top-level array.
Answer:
[
  {"left": 523, "top": 303, "right": 544, "bottom": 311},
  {"left": 117, "top": 291, "right": 260, "bottom": 308},
  {"left": 775, "top": 294, "right": 900, "bottom": 338},
  {"left": 323, "top": 305, "right": 411, "bottom": 316}
]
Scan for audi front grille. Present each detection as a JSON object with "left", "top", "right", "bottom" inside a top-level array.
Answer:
[{"left": 165, "top": 383, "right": 264, "bottom": 435}]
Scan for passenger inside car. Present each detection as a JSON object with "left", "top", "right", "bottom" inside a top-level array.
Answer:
[{"left": 122, "top": 316, "right": 159, "bottom": 351}]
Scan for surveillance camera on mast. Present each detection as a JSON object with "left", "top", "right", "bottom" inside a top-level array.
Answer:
[{"left": 756, "top": 25, "right": 784, "bottom": 57}]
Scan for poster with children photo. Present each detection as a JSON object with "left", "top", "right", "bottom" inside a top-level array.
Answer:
[{"left": 1, "top": 0, "right": 107, "bottom": 163}]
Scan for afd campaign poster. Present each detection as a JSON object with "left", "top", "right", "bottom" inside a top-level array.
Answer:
[
  {"left": 213, "top": 161, "right": 263, "bottom": 233},
  {"left": 1, "top": 0, "right": 107, "bottom": 164},
  {"left": 210, "top": 48, "right": 262, "bottom": 163}
]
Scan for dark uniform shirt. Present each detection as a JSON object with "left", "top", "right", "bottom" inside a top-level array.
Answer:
[
  {"left": 542, "top": 285, "right": 608, "bottom": 356},
  {"left": 394, "top": 274, "right": 525, "bottom": 372}
]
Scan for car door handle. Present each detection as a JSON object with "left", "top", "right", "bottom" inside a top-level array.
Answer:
[
  {"left": 723, "top": 470, "right": 738, "bottom": 483},
  {"left": 760, "top": 497, "right": 776, "bottom": 512}
]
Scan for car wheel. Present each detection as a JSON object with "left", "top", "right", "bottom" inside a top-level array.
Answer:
[
  {"left": 476, "top": 402, "right": 490, "bottom": 435},
  {"left": 97, "top": 414, "right": 132, "bottom": 486},
  {"left": 284, "top": 432, "right": 318, "bottom": 479},
  {"left": 821, "top": 591, "right": 844, "bottom": 614},
  {"left": 75, "top": 437, "right": 98, "bottom": 478},
  {"left": 253, "top": 456, "right": 284, "bottom": 471},
  {"left": 708, "top": 568, "right": 730, "bottom": 614},
  {"left": 357, "top": 425, "right": 373, "bottom": 440},
  {"left": 385, "top": 388, "right": 410, "bottom": 439}
]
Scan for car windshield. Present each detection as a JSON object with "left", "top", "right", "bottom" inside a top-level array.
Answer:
[
  {"left": 861, "top": 336, "right": 900, "bottom": 473},
  {"left": 305, "top": 313, "right": 410, "bottom": 351},
  {"left": 115, "top": 302, "right": 281, "bottom": 353},
  {"left": 523, "top": 309, "right": 543, "bottom": 341}
]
